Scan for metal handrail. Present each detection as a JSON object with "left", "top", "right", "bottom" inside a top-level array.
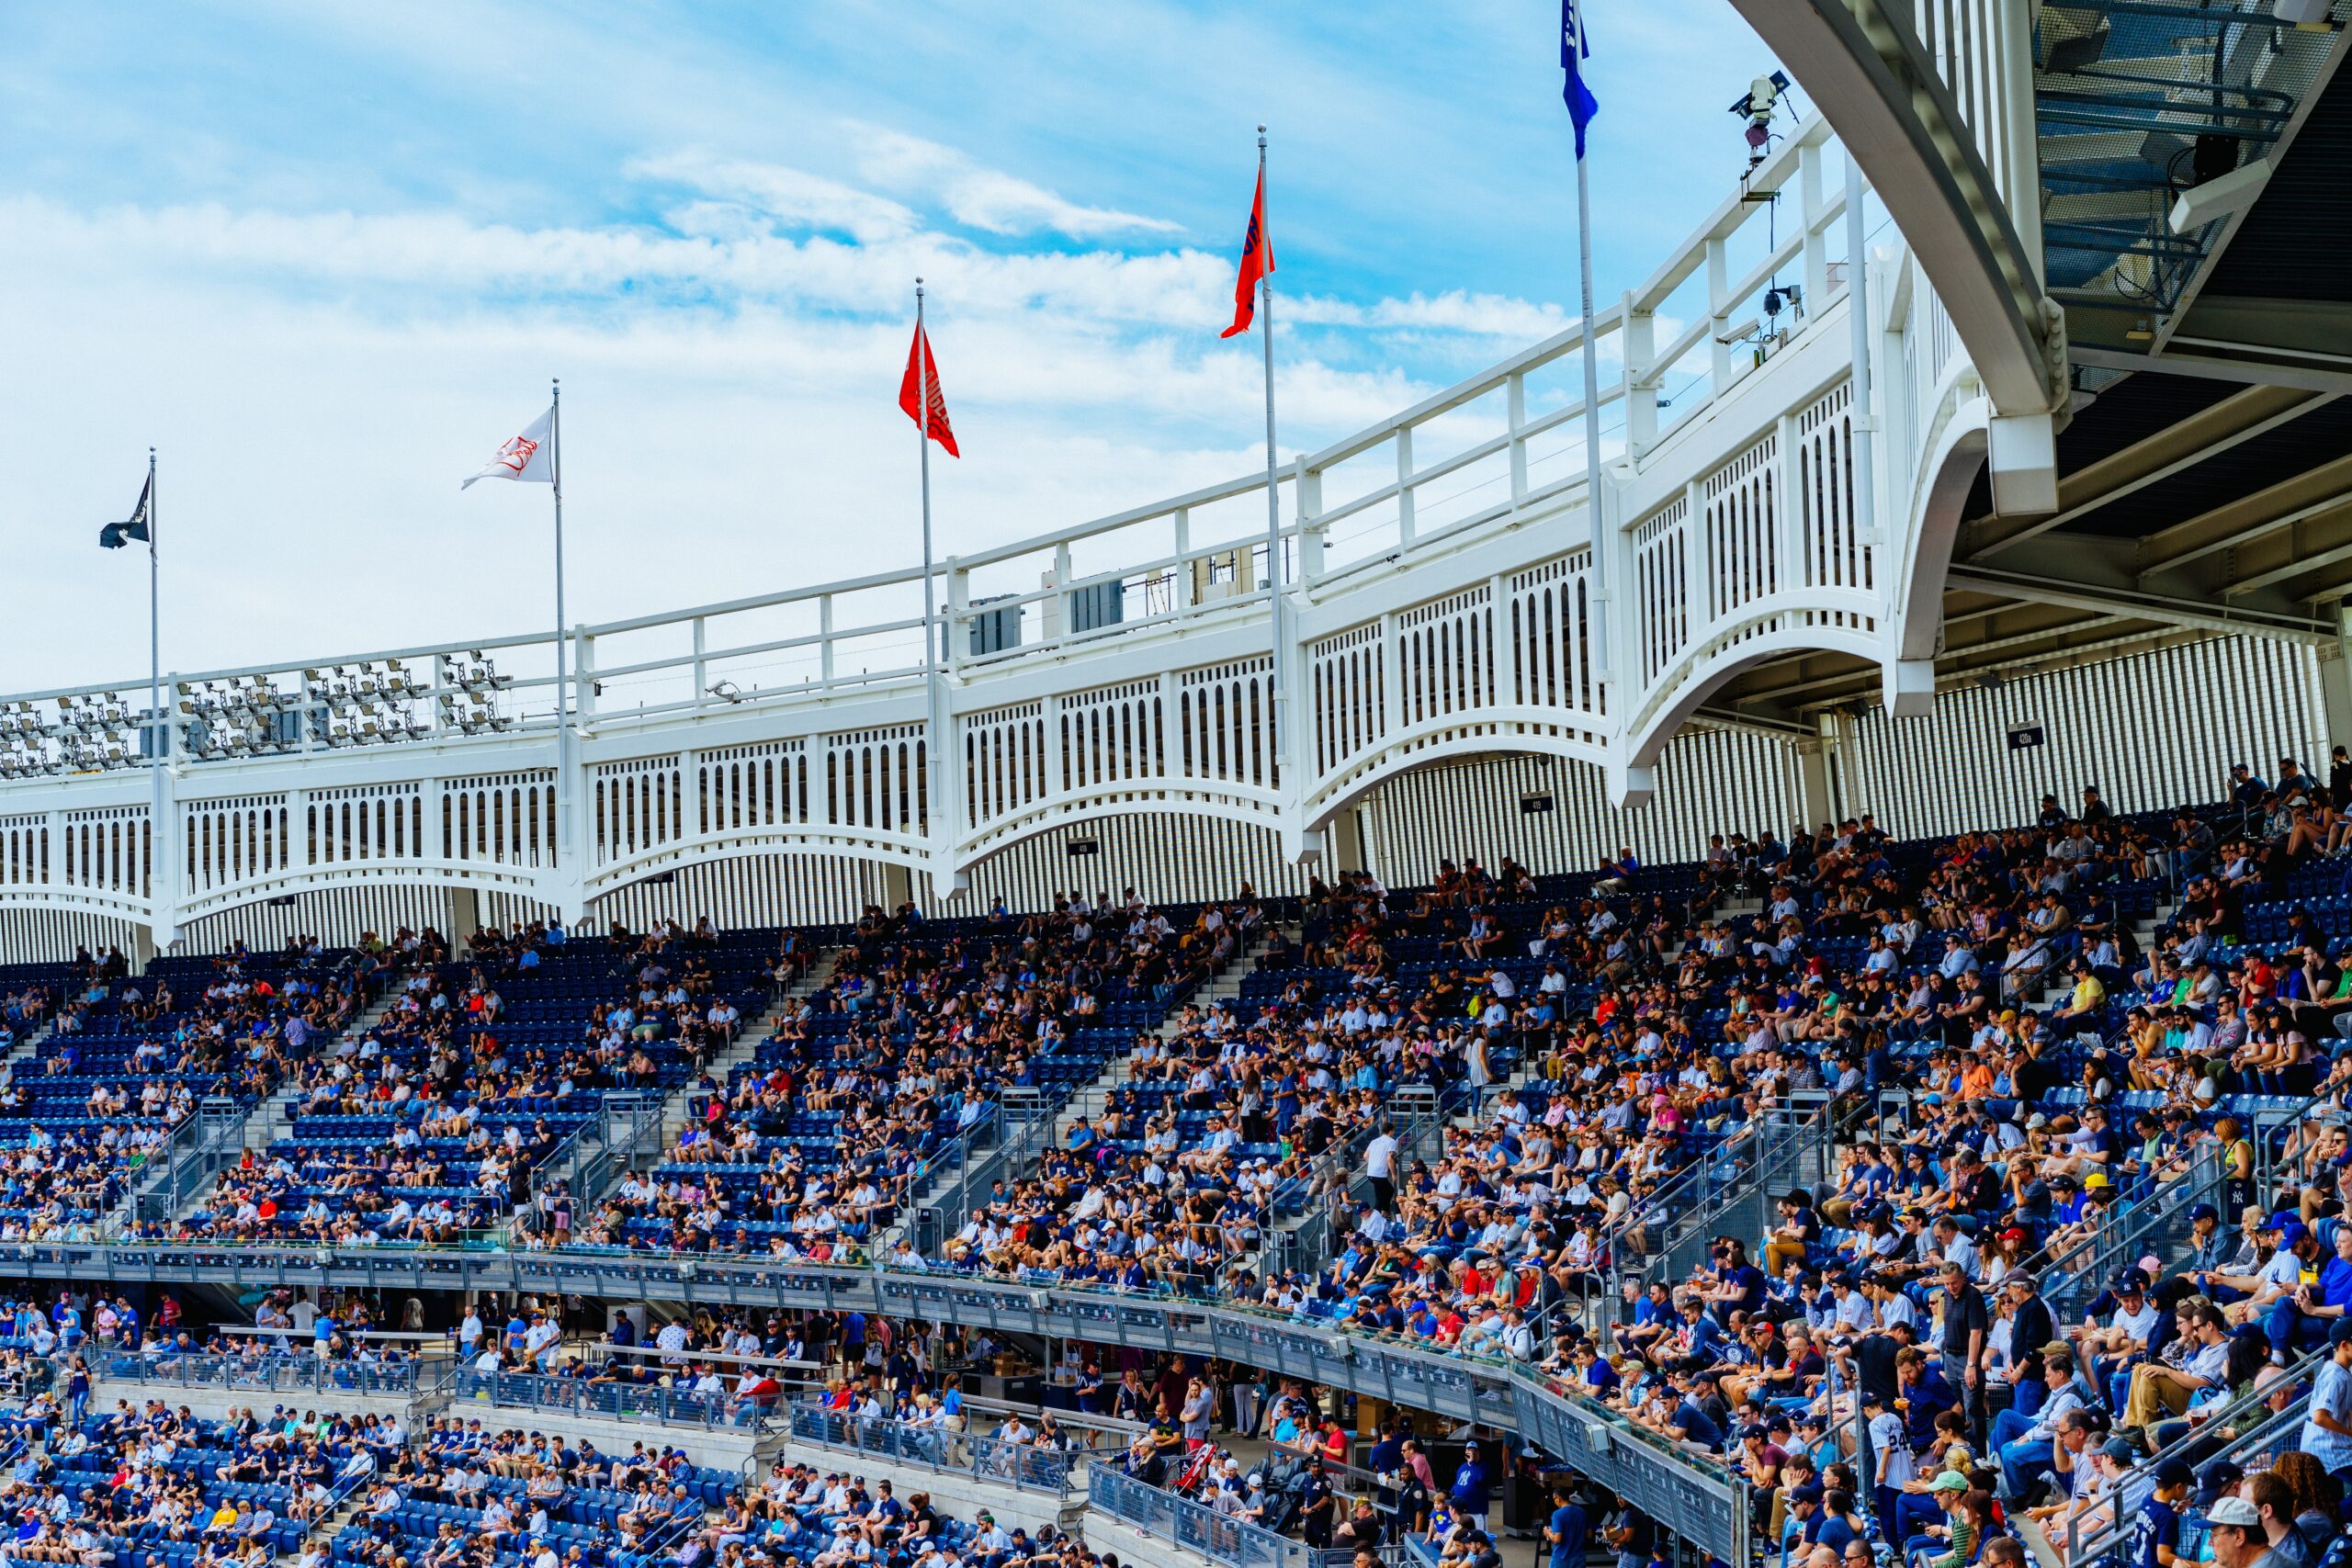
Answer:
[
  {"left": 452, "top": 1367, "right": 781, "bottom": 1432},
  {"left": 1622, "top": 1099, "right": 1832, "bottom": 1302},
  {"left": 0, "top": 115, "right": 1850, "bottom": 725},
  {"left": 2063, "top": 1355, "right": 2323, "bottom": 1566},
  {"left": 77, "top": 1347, "right": 423, "bottom": 1396},
  {"left": 791, "top": 1405, "right": 1078, "bottom": 1495},
  {"left": 1088, "top": 1466, "right": 1303, "bottom": 1568},
  {"left": 2033, "top": 1143, "right": 2223, "bottom": 1317}
]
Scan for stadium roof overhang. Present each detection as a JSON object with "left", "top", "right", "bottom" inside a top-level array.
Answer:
[{"left": 1702, "top": 23, "right": 2352, "bottom": 732}]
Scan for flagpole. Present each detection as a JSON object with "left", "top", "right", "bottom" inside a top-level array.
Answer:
[
  {"left": 1255, "top": 127, "right": 1283, "bottom": 762},
  {"left": 916, "top": 280, "right": 945, "bottom": 890},
  {"left": 917, "top": 281, "right": 938, "bottom": 672},
  {"left": 146, "top": 446, "right": 164, "bottom": 866},
  {"left": 1574, "top": 113, "right": 1611, "bottom": 697},
  {"left": 550, "top": 378, "right": 571, "bottom": 879}
]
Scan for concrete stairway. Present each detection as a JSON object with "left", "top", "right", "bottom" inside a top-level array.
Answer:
[
  {"left": 1038, "top": 918, "right": 1292, "bottom": 1154},
  {"left": 134, "top": 969, "right": 414, "bottom": 1229},
  {"left": 645, "top": 948, "right": 842, "bottom": 1161}
]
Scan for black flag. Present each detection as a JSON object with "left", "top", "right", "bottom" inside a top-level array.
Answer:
[{"left": 98, "top": 476, "right": 152, "bottom": 549}]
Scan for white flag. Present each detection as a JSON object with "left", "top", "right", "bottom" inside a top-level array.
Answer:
[{"left": 461, "top": 406, "right": 555, "bottom": 489}]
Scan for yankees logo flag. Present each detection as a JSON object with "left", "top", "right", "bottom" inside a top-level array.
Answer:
[
  {"left": 899, "top": 320, "right": 959, "bottom": 457},
  {"left": 1219, "top": 168, "right": 1274, "bottom": 338},
  {"left": 461, "top": 406, "right": 556, "bottom": 488},
  {"left": 1562, "top": 0, "right": 1600, "bottom": 158},
  {"left": 97, "top": 474, "right": 153, "bottom": 549}
]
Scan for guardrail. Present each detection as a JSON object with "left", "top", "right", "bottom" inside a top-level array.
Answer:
[
  {"left": 1270, "top": 1086, "right": 1445, "bottom": 1281},
  {"left": 538, "top": 1092, "right": 670, "bottom": 1222},
  {"left": 81, "top": 1347, "right": 422, "bottom": 1397},
  {"left": 0, "top": 108, "right": 1862, "bottom": 772},
  {"left": 789, "top": 1405, "right": 1077, "bottom": 1495},
  {"left": 0, "top": 1244, "right": 1745, "bottom": 1562},
  {"left": 1616, "top": 1100, "right": 1832, "bottom": 1309},
  {"left": 2034, "top": 1143, "right": 2224, "bottom": 1322},
  {"left": 915, "top": 1097, "right": 1047, "bottom": 1257},
  {"left": 1088, "top": 1467, "right": 1308, "bottom": 1568},
  {"left": 121, "top": 1096, "right": 254, "bottom": 1231},
  {"left": 450, "top": 1367, "right": 778, "bottom": 1430}
]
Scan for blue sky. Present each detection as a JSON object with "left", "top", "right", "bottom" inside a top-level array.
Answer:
[{"left": 0, "top": 0, "right": 1787, "bottom": 692}]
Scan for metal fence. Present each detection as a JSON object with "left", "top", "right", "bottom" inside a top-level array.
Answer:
[
  {"left": 915, "top": 1098, "right": 1052, "bottom": 1258},
  {"left": 1618, "top": 1100, "right": 1834, "bottom": 1304},
  {"left": 548, "top": 1093, "right": 670, "bottom": 1217},
  {"left": 788, "top": 1404, "right": 1077, "bottom": 1494},
  {"left": 1088, "top": 1467, "right": 1306, "bottom": 1568},
  {"left": 125, "top": 1097, "right": 250, "bottom": 1229},
  {"left": 82, "top": 1348, "right": 422, "bottom": 1397},
  {"left": 451, "top": 1367, "right": 778, "bottom": 1430}
]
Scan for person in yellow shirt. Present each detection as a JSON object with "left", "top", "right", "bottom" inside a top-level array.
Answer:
[{"left": 2062, "top": 958, "right": 2107, "bottom": 1020}]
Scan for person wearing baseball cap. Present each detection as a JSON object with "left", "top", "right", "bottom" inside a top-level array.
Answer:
[
  {"left": 2124, "top": 1458, "right": 2196, "bottom": 1568},
  {"left": 2196, "top": 1495, "right": 2276, "bottom": 1568},
  {"left": 2300, "top": 1316, "right": 2352, "bottom": 1481},
  {"left": 2261, "top": 1211, "right": 2352, "bottom": 1361}
]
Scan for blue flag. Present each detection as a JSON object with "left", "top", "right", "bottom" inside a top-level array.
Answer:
[{"left": 1562, "top": 0, "right": 1600, "bottom": 158}]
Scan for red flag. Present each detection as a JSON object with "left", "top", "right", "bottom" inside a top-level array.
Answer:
[
  {"left": 899, "top": 320, "right": 960, "bottom": 457},
  {"left": 1219, "top": 169, "right": 1275, "bottom": 339}
]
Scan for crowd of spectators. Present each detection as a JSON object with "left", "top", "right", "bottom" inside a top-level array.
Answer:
[
  {"left": 143, "top": 917, "right": 766, "bottom": 1248},
  {"left": 578, "top": 892, "right": 1267, "bottom": 1263},
  {"left": 0, "top": 936, "right": 373, "bottom": 1242}
]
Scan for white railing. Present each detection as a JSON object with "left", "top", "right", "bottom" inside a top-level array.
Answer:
[{"left": 0, "top": 112, "right": 1973, "bottom": 942}]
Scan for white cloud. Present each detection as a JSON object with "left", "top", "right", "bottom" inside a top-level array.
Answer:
[
  {"left": 624, "top": 150, "right": 918, "bottom": 243},
  {"left": 0, "top": 141, "right": 1585, "bottom": 694},
  {"left": 854, "top": 128, "right": 1182, "bottom": 240}
]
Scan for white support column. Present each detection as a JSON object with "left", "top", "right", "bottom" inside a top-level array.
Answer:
[
  {"left": 1600, "top": 473, "right": 1654, "bottom": 811},
  {"left": 145, "top": 740, "right": 183, "bottom": 953},
  {"left": 1172, "top": 508, "right": 1195, "bottom": 610},
  {"left": 1394, "top": 426, "right": 1416, "bottom": 547},
  {"left": 1280, "top": 539, "right": 1319, "bottom": 864},
  {"left": 448, "top": 885, "right": 481, "bottom": 942},
  {"left": 879, "top": 859, "right": 915, "bottom": 916},
  {"left": 1988, "top": 411, "right": 2059, "bottom": 518},
  {"left": 1798, "top": 716, "right": 1838, "bottom": 832},
  {"left": 1506, "top": 373, "right": 1530, "bottom": 501},
  {"left": 1327, "top": 805, "right": 1365, "bottom": 876},
  {"left": 1707, "top": 236, "right": 1733, "bottom": 390},
  {"left": 1774, "top": 411, "right": 1803, "bottom": 600},
  {"left": 1489, "top": 574, "right": 1518, "bottom": 711},
  {"left": 1292, "top": 458, "right": 1324, "bottom": 581},
  {"left": 928, "top": 632, "right": 969, "bottom": 902},
  {"left": 819, "top": 595, "right": 836, "bottom": 686},
  {"left": 1799, "top": 140, "right": 1829, "bottom": 311},
  {"left": 1688, "top": 479, "right": 1712, "bottom": 626},
  {"left": 1995, "top": 0, "right": 2045, "bottom": 284},
  {"left": 944, "top": 561, "right": 970, "bottom": 669},
  {"left": 2322, "top": 602, "right": 2352, "bottom": 744},
  {"left": 1380, "top": 611, "right": 1403, "bottom": 744},
  {"left": 1620, "top": 291, "right": 1657, "bottom": 459},
  {"left": 551, "top": 629, "right": 591, "bottom": 928}
]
